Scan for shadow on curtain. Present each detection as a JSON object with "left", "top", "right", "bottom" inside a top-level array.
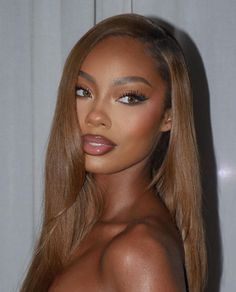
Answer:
[{"left": 149, "top": 16, "right": 222, "bottom": 292}]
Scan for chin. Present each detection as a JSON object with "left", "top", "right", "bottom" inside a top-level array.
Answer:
[
  {"left": 84, "top": 153, "right": 150, "bottom": 176},
  {"left": 85, "top": 163, "right": 121, "bottom": 175},
  {"left": 84, "top": 156, "right": 126, "bottom": 175}
]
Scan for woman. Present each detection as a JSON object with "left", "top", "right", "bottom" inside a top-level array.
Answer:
[{"left": 21, "top": 13, "right": 207, "bottom": 291}]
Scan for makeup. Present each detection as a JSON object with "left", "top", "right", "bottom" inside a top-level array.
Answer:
[
  {"left": 82, "top": 134, "right": 116, "bottom": 155},
  {"left": 76, "top": 36, "right": 168, "bottom": 175}
]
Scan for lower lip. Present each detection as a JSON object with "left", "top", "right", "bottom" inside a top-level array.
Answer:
[{"left": 83, "top": 141, "right": 116, "bottom": 156}]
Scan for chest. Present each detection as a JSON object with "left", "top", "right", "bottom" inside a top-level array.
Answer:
[
  {"left": 49, "top": 224, "right": 124, "bottom": 291},
  {"left": 49, "top": 246, "right": 104, "bottom": 291}
]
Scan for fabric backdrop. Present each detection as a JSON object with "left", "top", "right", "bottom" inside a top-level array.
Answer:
[{"left": 0, "top": 0, "right": 235, "bottom": 291}]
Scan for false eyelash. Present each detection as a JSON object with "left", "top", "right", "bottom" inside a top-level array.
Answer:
[
  {"left": 119, "top": 90, "right": 148, "bottom": 102},
  {"left": 75, "top": 85, "right": 92, "bottom": 97}
]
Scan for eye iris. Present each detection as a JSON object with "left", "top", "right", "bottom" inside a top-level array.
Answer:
[
  {"left": 118, "top": 92, "right": 147, "bottom": 104},
  {"left": 128, "top": 96, "right": 136, "bottom": 103},
  {"left": 83, "top": 89, "right": 89, "bottom": 96},
  {"left": 76, "top": 87, "right": 90, "bottom": 97}
]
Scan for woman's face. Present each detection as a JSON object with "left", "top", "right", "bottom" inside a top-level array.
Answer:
[{"left": 76, "top": 36, "right": 171, "bottom": 175}]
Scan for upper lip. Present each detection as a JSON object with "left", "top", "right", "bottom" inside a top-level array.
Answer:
[{"left": 82, "top": 134, "right": 117, "bottom": 146}]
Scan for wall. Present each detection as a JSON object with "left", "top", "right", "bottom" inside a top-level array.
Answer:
[{"left": 0, "top": 0, "right": 235, "bottom": 291}]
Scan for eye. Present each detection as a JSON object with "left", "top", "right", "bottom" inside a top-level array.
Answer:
[
  {"left": 75, "top": 86, "right": 91, "bottom": 98},
  {"left": 117, "top": 91, "right": 148, "bottom": 105}
]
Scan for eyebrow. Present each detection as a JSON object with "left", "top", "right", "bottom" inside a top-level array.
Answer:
[
  {"left": 78, "top": 70, "right": 152, "bottom": 88},
  {"left": 79, "top": 70, "right": 95, "bottom": 83}
]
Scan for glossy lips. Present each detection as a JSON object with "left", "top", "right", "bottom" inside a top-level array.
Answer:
[{"left": 82, "top": 134, "right": 116, "bottom": 155}]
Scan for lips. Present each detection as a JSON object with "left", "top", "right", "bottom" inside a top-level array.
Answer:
[{"left": 82, "top": 134, "right": 116, "bottom": 156}]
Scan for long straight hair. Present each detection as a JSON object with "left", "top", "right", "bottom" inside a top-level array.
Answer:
[{"left": 21, "top": 13, "right": 207, "bottom": 292}]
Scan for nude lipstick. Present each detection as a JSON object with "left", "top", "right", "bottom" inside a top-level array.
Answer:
[{"left": 82, "top": 134, "right": 116, "bottom": 155}]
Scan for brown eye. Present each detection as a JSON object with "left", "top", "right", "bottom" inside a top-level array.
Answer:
[
  {"left": 119, "top": 95, "right": 138, "bottom": 104},
  {"left": 75, "top": 86, "right": 91, "bottom": 98},
  {"left": 118, "top": 91, "right": 148, "bottom": 105}
]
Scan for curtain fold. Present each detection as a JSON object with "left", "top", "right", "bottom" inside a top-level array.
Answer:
[{"left": 0, "top": 0, "right": 235, "bottom": 291}]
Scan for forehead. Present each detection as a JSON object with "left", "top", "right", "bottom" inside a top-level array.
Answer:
[{"left": 79, "top": 36, "right": 160, "bottom": 81}]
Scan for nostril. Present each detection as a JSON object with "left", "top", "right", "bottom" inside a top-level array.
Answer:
[{"left": 85, "top": 111, "right": 111, "bottom": 129}]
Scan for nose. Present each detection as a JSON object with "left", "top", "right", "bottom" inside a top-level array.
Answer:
[{"left": 85, "top": 102, "right": 111, "bottom": 129}]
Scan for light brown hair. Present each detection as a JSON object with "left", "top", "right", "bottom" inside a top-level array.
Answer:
[{"left": 21, "top": 13, "right": 207, "bottom": 292}]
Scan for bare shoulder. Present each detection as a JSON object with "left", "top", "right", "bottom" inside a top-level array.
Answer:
[{"left": 101, "top": 219, "right": 186, "bottom": 291}]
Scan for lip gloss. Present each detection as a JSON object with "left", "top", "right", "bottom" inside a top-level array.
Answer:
[{"left": 82, "top": 135, "right": 116, "bottom": 156}]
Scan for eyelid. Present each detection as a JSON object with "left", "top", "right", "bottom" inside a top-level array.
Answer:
[
  {"left": 75, "top": 85, "right": 149, "bottom": 105},
  {"left": 75, "top": 85, "right": 92, "bottom": 97},
  {"left": 117, "top": 90, "right": 148, "bottom": 105},
  {"left": 75, "top": 84, "right": 91, "bottom": 92}
]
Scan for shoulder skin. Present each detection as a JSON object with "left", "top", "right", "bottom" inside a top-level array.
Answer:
[{"left": 100, "top": 221, "right": 187, "bottom": 292}]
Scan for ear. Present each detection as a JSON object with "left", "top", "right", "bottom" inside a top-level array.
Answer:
[{"left": 160, "top": 109, "right": 172, "bottom": 132}]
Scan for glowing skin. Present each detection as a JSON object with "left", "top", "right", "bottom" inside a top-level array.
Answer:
[
  {"left": 49, "top": 37, "right": 185, "bottom": 292},
  {"left": 76, "top": 36, "right": 171, "bottom": 177}
]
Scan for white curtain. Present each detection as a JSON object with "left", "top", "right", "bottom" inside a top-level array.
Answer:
[{"left": 0, "top": 1, "right": 235, "bottom": 291}]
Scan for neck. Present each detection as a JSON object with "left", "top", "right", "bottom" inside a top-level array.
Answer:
[{"left": 94, "top": 160, "right": 154, "bottom": 222}]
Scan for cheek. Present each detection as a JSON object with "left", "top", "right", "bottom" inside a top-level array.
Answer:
[
  {"left": 77, "top": 100, "right": 164, "bottom": 174},
  {"left": 109, "top": 104, "right": 164, "bottom": 169},
  {"left": 117, "top": 104, "right": 163, "bottom": 146},
  {"left": 76, "top": 102, "right": 87, "bottom": 130}
]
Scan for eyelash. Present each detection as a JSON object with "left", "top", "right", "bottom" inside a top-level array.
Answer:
[
  {"left": 75, "top": 86, "right": 91, "bottom": 98},
  {"left": 118, "top": 90, "right": 148, "bottom": 105},
  {"left": 75, "top": 86, "right": 148, "bottom": 105}
]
